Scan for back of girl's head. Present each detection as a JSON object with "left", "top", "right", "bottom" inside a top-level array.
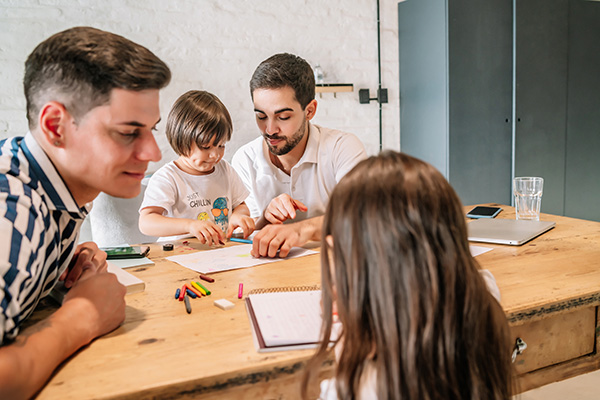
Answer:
[
  {"left": 307, "top": 151, "right": 513, "bottom": 400},
  {"left": 166, "top": 90, "right": 232, "bottom": 156}
]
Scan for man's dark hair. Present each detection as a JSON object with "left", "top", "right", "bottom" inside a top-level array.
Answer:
[
  {"left": 249, "top": 53, "right": 315, "bottom": 109},
  {"left": 24, "top": 26, "right": 171, "bottom": 128}
]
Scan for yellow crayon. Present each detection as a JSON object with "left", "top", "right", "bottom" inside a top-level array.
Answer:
[
  {"left": 195, "top": 281, "right": 211, "bottom": 295},
  {"left": 191, "top": 281, "right": 207, "bottom": 296}
]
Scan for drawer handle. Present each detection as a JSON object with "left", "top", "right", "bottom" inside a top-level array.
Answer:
[{"left": 512, "top": 337, "right": 528, "bottom": 363}]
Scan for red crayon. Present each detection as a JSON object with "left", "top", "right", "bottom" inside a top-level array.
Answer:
[{"left": 178, "top": 285, "right": 186, "bottom": 301}]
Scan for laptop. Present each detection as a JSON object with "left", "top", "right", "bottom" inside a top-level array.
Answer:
[{"left": 467, "top": 219, "right": 556, "bottom": 246}]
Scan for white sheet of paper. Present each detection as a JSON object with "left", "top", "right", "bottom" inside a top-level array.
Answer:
[
  {"left": 166, "top": 244, "right": 318, "bottom": 274},
  {"left": 470, "top": 245, "right": 493, "bottom": 257}
]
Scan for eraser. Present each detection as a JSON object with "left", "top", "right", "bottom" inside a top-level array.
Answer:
[{"left": 214, "top": 299, "right": 235, "bottom": 310}]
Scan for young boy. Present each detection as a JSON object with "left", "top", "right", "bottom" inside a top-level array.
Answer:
[{"left": 139, "top": 90, "right": 254, "bottom": 245}]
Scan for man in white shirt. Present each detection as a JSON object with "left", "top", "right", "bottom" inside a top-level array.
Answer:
[{"left": 232, "top": 53, "right": 366, "bottom": 258}]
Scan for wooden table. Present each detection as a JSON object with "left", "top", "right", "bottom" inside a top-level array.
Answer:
[
  {"left": 29, "top": 205, "right": 600, "bottom": 398},
  {"left": 465, "top": 204, "right": 600, "bottom": 393},
  {"left": 31, "top": 241, "right": 329, "bottom": 399}
]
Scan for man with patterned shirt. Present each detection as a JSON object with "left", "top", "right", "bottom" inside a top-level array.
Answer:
[{"left": 0, "top": 27, "right": 170, "bottom": 398}]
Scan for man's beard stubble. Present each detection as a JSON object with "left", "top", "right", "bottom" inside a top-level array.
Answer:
[{"left": 264, "top": 118, "right": 307, "bottom": 156}]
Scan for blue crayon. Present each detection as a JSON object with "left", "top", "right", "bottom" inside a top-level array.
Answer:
[
  {"left": 175, "top": 288, "right": 181, "bottom": 299},
  {"left": 186, "top": 288, "right": 197, "bottom": 299},
  {"left": 230, "top": 237, "right": 252, "bottom": 244}
]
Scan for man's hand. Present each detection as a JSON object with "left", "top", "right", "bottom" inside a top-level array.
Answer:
[
  {"left": 251, "top": 223, "right": 302, "bottom": 258},
  {"left": 60, "top": 242, "right": 107, "bottom": 289},
  {"left": 188, "top": 219, "right": 225, "bottom": 246},
  {"left": 263, "top": 194, "right": 308, "bottom": 224},
  {"left": 63, "top": 267, "right": 127, "bottom": 339},
  {"left": 251, "top": 216, "right": 322, "bottom": 258},
  {"left": 0, "top": 262, "right": 126, "bottom": 400}
]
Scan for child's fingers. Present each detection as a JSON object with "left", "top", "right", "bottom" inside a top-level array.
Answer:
[{"left": 206, "top": 224, "right": 224, "bottom": 245}]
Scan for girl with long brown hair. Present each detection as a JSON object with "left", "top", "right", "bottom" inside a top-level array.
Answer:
[{"left": 305, "top": 151, "right": 513, "bottom": 399}]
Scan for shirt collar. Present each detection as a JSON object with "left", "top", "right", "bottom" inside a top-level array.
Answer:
[
  {"left": 258, "top": 122, "right": 320, "bottom": 173},
  {"left": 297, "top": 122, "right": 319, "bottom": 165},
  {"left": 22, "top": 133, "right": 89, "bottom": 216}
]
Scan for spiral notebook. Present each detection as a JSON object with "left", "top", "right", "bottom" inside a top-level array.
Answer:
[{"left": 245, "top": 286, "right": 324, "bottom": 352}]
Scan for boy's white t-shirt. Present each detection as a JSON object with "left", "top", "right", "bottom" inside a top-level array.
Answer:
[{"left": 140, "top": 160, "right": 249, "bottom": 241}]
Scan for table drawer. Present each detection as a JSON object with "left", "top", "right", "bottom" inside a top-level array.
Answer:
[{"left": 510, "top": 306, "right": 596, "bottom": 374}]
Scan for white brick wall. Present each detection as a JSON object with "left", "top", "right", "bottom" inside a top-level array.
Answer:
[{"left": 0, "top": 0, "right": 400, "bottom": 172}]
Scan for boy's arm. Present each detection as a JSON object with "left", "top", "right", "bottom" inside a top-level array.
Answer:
[
  {"left": 139, "top": 207, "right": 224, "bottom": 245},
  {"left": 0, "top": 269, "right": 126, "bottom": 399}
]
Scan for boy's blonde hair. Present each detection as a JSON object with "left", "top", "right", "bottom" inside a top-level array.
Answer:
[{"left": 166, "top": 90, "right": 232, "bottom": 156}]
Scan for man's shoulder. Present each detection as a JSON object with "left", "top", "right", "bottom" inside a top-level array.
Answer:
[
  {"left": 313, "top": 125, "right": 364, "bottom": 150},
  {"left": 232, "top": 137, "right": 264, "bottom": 169},
  {"left": 233, "top": 137, "right": 263, "bottom": 158},
  {"left": 0, "top": 136, "right": 25, "bottom": 171}
]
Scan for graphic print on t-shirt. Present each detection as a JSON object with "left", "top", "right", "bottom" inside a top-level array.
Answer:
[
  {"left": 197, "top": 212, "right": 209, "bottom": 221},
  {"left": 211, "top": 197, "right": 229, "bottom": 233}
]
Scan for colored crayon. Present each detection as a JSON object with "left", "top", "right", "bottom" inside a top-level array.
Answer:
[
  {"left": 178, "top": 285, "right": 186, "bottom": 301},
  {"left": 199, "top": 274, "right": 214, "bottom": 283},
  {"left": 191, "top": 281, "right": 207, "bottom": 296},
  {"left": 187, "top": 285, "right": 203, "bottom": 298},
  {"left": 195, "top": 281, "right": 211, "bottom": 295},
  {"left": 184, "top": 294, "right": 192, "bottom": 314}
]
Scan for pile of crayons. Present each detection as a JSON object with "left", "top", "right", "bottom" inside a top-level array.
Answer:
[{"left": 174, "top": 274, "right": 214, "bottom": 314}]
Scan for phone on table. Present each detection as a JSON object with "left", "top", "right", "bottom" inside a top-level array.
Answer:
[
  {"left": 101, "top": 245, "right": 150, "bottom": 259},
  {"left": 466, "top": 206, "right": 502, "bottom": 219}
]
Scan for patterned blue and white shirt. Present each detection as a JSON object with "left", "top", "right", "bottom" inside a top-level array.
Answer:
[{"left": 0, "top": 133, "right": 90, "bottom": 344}]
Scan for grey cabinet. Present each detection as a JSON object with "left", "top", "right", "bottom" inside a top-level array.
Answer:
[
  {"left": 398, "top": 0, "right": 513, "bottom": 206},
  {"left": 399, "top": 0, "right": 600, "bottom": 221}
]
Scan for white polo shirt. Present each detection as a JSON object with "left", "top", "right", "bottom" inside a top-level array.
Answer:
[{"left": 232, "top": 123, "right": 367, "bottom": 221}]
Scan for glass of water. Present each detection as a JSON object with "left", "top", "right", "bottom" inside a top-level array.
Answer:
[{"left": 513, "top": 177, "right": 544, "bottom": 221}]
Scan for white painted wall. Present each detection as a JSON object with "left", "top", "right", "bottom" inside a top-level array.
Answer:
[{"left": 0, "top": 0, "right": 400, "bottom": 172}]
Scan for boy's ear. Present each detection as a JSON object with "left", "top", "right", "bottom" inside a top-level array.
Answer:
[
  {"left": 38, "top": 101, "right": 70, "bottom": 148},
  {"left": 305, "top": 99, "right": 318, "bottom": 121}
]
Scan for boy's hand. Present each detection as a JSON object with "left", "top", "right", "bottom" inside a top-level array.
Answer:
[
  {"left": 263, "top": 194, "right": 307, "bottom": 224},
  {"left": 188, "top": 219, "right": 225, "bottom": 246},
  {"left": 226, "top": 214, "right": 255, "bottom": 239}
]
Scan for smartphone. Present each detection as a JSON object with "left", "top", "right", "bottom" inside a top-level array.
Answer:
[
  {"left": 466, "top": 206, "right": 502, "bottom": 219},
  {"left": 101, "top": 245, "right": 150, "bottom": 259}
]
